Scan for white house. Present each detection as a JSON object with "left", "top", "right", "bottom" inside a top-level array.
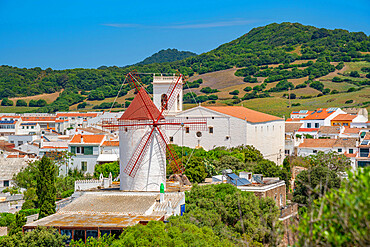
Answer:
[
  {"left": 68, "top": 134, "right": 106, "bottom": 175},
  {"left": 167, "top": 106, "right": 285, "bottom": 165},
  {"left": 300, "top": 108, "right": 346, "bottom": 129},
  {"left": 297, "top": 138, "right": 358, "bottom": 169}
]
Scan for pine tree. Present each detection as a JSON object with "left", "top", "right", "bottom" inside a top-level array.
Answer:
[{"left": 37, "top": 156, "right": 56, "bottom": 219}]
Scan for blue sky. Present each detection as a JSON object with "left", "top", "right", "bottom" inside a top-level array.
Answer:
[{"left": 0, "top": 0, "right": 369, "bottom": 69}]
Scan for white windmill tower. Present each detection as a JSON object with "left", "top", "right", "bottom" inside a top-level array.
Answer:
[{"left": 103, "top": 71, "right": 206, "bottom": 192}]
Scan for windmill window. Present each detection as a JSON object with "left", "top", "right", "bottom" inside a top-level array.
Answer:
[
  {"left": 212, "top": 117, "right": 214, "bottom": 119},
  {"left": 185, "top": 127, "right": 190, "bottom": 133},
  {"left": 169, "top": 136, "right": 174, "bottom": 142},
  {"left": 177, "top": 94, "right": 180, "bottom": 111},
  {"left": 209, "top": 127, "right": 213, "bottom": 134},
  {"left": 196, "top": 131, "right": 202, "bottom": 137},
  {"left": 124, "top": 128, "right": 128, "bottom": 132},
  {"left": 161, "top": 94, "right": 168, "bottom": 110}
]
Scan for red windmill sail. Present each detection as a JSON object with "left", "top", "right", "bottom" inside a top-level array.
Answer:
[{"left": 103, "top": 71, "right": 207, "bottom": 177}]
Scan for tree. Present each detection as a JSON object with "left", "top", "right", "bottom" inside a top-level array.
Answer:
[
  {"left": 349, "top": 71, "right": 360, "bottom": 77},
  {"left": 253, "top": 160, "right": 291, "bottom": 192},
  {"left": 213, "top": 155, "right": 247, "bottom": 172},
  {"left": 229, "top": 90, "right": 239, "bottom": 95},
  {"left": 37, "top": 156, "right": 56, "bottom": 219},
  {"left": 16, "top": 99, "right": 27, "bottom": 107},
  {"left": 28, "top": 99, "right": 38, "bottom": 107},
  {"left": 309, "top": 81, "right": 324, "bottom": 91},
  {"left": 96, "top": 220, "right": 234, "bottom": 247},
  {"left": 182, "top": 183, "right": 282, "bottom": 245},
  {"left": 0, "top": 227, "right": 67, "bottom": 247},
  {"left": 305, "top": 151, "right": 351, "bottom": 172},
  {"left": 243, "top": 86, "right": 252, "bottom": 92},
  {"left": 1, "top": 98, "right": 13, "bottom": 106},
  {"left": 94, "top": 161, "right": 120, "bottom": 179},
  {"left": 77, "top": 102, "right": 87, "bottom": 109},
  {"left": 293, "top": 165, "right": 341, "bottom": 206},
  {"left": 184, "top": 156, "right": 207, "bottom": 183},
  {"left": 36, "top": 99, "right": 47, "bottom": 107},
  {"left": 8, "top": 212, "right": 26, "bottom": 235},
  {"left": 296, "top": 168, "right": 369, "bottom": 246}
]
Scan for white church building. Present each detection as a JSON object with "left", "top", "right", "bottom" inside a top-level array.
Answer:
[{"left": 152, "top": 75, "right": 285, "bottom": 165}]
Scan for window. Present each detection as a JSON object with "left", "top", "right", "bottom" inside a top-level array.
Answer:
[
  {"left": 185, "top": 127, "right": 189, "bottom": 133},
  {"left": 196, "top": 131, "right": 202, "bottom": 138},
  {"left": 280, "top": 194, "right": 283, "bottom": 207},
  {"left": 61, "top": 230, "right": 72, "bottom": 244},
  {"left": 313, "top": 150, "right": 317, "bottom": 153},
  {"left": 338, "top": 148, "right": 342, "bottom": 153},
  {"left": 18, "top": 141, "right": 23, "bottom": 146},
  {"left": 349, "top": 149, "right": 354, "bottom": 154},
  {"left": 359, "top": 148, "right": 369, "bottom": 158},
  {"left": 84, "top": 146, "right": 93, "bottom": 155},
  {"left": 209, "top": 127, "right": 213, "bottom": 134},
  {"left": 285, "top": 149, "right": 290, "bottom": 155},
  {"left": 161, "top": 94, "right": 168, "bottom": 110},
  {"left": 343, "top": 123, "right": 349, "bottom": 126},
  {"left": 315, "top": 123, "right": 319, "bottom": 128},
  {"left": 169, "top": 136, "right": 174, "bottom": 142},
  {"left": 31, "top": 126, "right": 34, "bottom": 129},
  {"left": 307, "top": 123, "right": 311, "bottom": 128},
  {"left": 81, "top": 161, "right": 87, "bottom": 172},
  {"left": 73, "top": 230, "right": 85, "bottom": 242},
  {"left": 26, "top": 126, "right": 29, "bottom": 129},
  {"left": 3, "top": 181, "right": 9, "bottom": 187}
]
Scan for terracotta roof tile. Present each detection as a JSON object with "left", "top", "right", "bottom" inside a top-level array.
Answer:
[
  {"left": 344, "top": 152, "right": 357, "bottom": 158},
  {"left": 332, "top": 114, "right": 356, "bottom": 121},
  {"left": 56, "top": 113, "right": 98, "bottom": 118},
  {"left": 285, "top": 122, "right": 303, "bottom": 133},
  {"left": 302, "top": 109, "right": 336, "bottom": 120},
  {"left": 102, "top": 141, "right": 119, "bottom": 147},
  {"left": 205, "top": 106, "right": 283, "bottom": 123},
  {"left": 318, "top": 126, "right": 341, "bottom": 134},
  {"left": 299, "top": 139, "right": 337, "bottom": 148},
  {"left": 297, "top": 128, "right": 319, "bottom": 132},
  {"left": 299, "top": 138, "right": 357, "bottom": 148},
  {"left": 70, "top": 134, "right": 105, "bottom": 144},
  {"left": 343, "top": 128, "right": 361, "bottom": 134},
  {"left": 21, "top": 116, "right": 56, "bottom": 122}
]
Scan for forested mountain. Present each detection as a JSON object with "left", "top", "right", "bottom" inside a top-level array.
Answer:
[
  {"left": 136, "top": 48, "right": 196, "bottom": 65},
  {"left": 0, "top": 22, "right": 369, "bottom": 113}
]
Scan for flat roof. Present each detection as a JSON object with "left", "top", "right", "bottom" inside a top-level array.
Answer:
[{"left": 24, "top": 213, "right": 163, "bottom": 229}]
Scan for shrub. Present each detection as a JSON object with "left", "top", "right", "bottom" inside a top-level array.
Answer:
[
  {"left": 332, "top": 76, "right": 343, "bottom": 82},
  {"left": 229, "top": 90, "right": 239, "bottom": 95},
  {"left": 349, "top": 71, "right": 360, "bottom": 77},
  {"left": 243, "top": 86, "right": 252, "bottom": 92},
  {"left": 16, "top": 99, "right": 27, "bottom": 107},
  {"left": 1, "top": 98, "right": 13, "bottom": 106},
  {"left": 345, "top": 99, "right": 353, "bottom": 104}
]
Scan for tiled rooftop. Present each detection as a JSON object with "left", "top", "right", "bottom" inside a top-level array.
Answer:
[{"left": 205, "top": 106, "right": 283, "bottom": 123}]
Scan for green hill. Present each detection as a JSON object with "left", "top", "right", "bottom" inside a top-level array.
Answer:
[
  {"left": 136, "top": 48, "right": 196, "bottom": 65},
  {"left": 0, "top": 22, "right": 369, "bottom": 114}
]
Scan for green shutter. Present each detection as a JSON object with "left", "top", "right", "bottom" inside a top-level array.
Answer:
[
  {"left": 70, "top": 146, "right": 76, "bottom": 154},
  {"left": 84, "top": 146, "right": 93, "bottom": 155}
]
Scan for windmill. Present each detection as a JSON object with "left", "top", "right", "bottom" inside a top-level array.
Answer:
[{"left": 103, "top": 71, "right": 207, "bottom": 191}]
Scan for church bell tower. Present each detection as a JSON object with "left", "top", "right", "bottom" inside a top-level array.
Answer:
[{"left": 152, "top": 74, "right": 183, "bottom": 115}]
